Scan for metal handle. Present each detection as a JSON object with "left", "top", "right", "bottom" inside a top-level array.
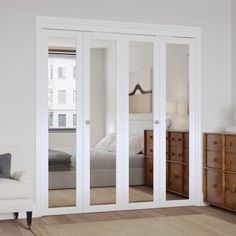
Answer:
[
  {"left": 154, "top": 120, "right": 159, "bottom": 125},
  {"left": 85, "top": 120, "right": 91, "bottom": 125}
]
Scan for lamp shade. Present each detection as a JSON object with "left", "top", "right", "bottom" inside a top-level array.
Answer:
[{"left": 166, "top": 100, "right": 177, "bottom": 115}]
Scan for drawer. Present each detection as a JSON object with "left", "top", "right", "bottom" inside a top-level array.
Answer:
[
  {"left": 168, "top": 163, "right": 183, "bottom": 193},
  {"left": 206, "top": 151, "right": 222, "bottom": 169},
  {"left": 145, "top": 130, "right": 153, "bottom": 144},
  {"left": 169, "top": 147, "right": 183, "bottom": 162},
  {"left": 183, "top": 166, "right": 189, "bottom": 196},
  {"left": 184, "top": 148, "right": 189, "bottom": 164},
  {"left": 206, "top": 134, "right": 222, "bottom": 152},
  {"left": 225, "top": 173, "right": 236, "bottom": 210},
  {"left": 145, "top": 143, "right": 153, "bottom": 157},
  {"left": 184, "top": 132, "right": 189, "bottom": 148},
  {"left": 206, "top": 169, "right": 223, "bottom": 205},
  {"left": 145, "top": 158, "right": 153, "bottom": 186},
  {"left": 170, "top": 132, "right": 184, "bottom": 148},
  {"left": 225, "top": 135, "right": 236, "bottom": 153},
  {"left": 225, "top": 154, "right": 236, "bottom": 172}
]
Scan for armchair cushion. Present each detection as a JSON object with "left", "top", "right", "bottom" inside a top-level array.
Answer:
[
  {"left": 0, "top": 171, "right": 32, "bottom": 200},
  {"left": 0, "top": 153, "right": 11, "bottom": 178}
]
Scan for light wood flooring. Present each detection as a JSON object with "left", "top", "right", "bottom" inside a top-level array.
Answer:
[
  {"left": 0, "top": 206, "right": 235, "bottom": 236},
  {"left": 49, "top": 186, "right": 185, "bottom": 208}
]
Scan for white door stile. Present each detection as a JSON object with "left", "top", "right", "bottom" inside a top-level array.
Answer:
[
  {"left": 159, "top": 37, "right": 196, "bottom": 208},
  {"left": 36, "top": 28, "right": 49, "bottom": 216},
  {"left": 76, "top": 32, "right": 84, "bottom": 213},
  {"left": 153, "top": 36, "right": 161, "bottom": 207}
]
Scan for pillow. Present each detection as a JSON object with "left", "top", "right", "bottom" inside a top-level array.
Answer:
[
  {"left": 109, "top": 134, "right": 144, "bottom": 156},
  {"left": 129, "top": 135, "right": 144, "bottom": 156},
  {"left": 95, "top": 133, "right": 116, "bottom": 151},
  {"left": 0, "top": 153, "right": 12, "bottom": 178}
]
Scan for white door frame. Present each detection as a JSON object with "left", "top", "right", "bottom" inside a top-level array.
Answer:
[{"left": 36, "top": 17, "right": 202, "bottom": 217}]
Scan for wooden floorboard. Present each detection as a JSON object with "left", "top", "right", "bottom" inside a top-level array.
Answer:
[{"left": 0, "top": 206, "right": 235, "bottom": 236}]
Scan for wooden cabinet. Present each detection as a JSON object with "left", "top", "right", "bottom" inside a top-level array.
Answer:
[
  {"left": 204, "top": 133, "right": 236, "bottom": 212},
  {"left": 144, "top": 130, "right": 189, "bottom": 197},
  {"left": 144, "top": 130, "right": 153, "bottom": 186},
  {"left": 166, "top": 131, "right": 189, "bottom": 197}
]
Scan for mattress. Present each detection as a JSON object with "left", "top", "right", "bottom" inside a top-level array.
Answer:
[{"left": 49, "top": 148, "right": 144, "bottom": 171}]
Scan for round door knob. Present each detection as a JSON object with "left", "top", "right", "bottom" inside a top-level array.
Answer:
[
  {"left": 154, "top": 120, "right": 159, "bottom": 125},
  {"left": 85, "top": 120, "right": 91, "bottom": 125}
]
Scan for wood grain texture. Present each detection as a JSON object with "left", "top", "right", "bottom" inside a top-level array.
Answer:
[{"left": 0, "top": 206, "right": 235, "bottom": 236}]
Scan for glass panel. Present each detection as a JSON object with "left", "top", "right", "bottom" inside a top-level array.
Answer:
[
  {"left": 166, "top": 43, "right": 189, "bottom": 201},
  {"left": 129, "top": 41, "right": 154, "bottom": 203},
  {"left": 48, "top": 37, "right": 77, "bottom": 208},
  {"left": 90, "top": 39, "right": 117, "bottom": 205}
]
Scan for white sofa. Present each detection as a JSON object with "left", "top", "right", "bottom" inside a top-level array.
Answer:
[{"left": 0, "top": 145, "right": 33, "bottom": 228}]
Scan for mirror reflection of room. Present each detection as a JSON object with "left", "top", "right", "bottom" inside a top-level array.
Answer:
[
  {"left": 129, "top": 41, "right": 154, "bottom": 203},
  {"left": 48, "top": 37, "right": 77, "bottom": 208},
  {"left": 89, "top": 39, "right": 117, "bottom": 205},
  {"left": 166, "top": 44, "right": 190, "bottom": 201}
]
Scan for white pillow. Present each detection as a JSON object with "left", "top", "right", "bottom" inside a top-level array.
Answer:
[
  {"left": 109, "top": 134, "right": 144, "bottom": 156},
  {"left": 129, "top": 135, "right": 144, "bottom": 156},
  {"left": 95, "top": 133, "right": 116, "bottom": 151}
]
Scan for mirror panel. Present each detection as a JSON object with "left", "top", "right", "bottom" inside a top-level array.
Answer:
[
  {"left": 48, "top": 37, "right": 77, "bottom": 208},
  {"left": 90, "top": 39, "right": 117, "bottom": 205},
  {"left": 165, "top": 43, "right": 189, "bottom": 201},
  {"left": 129, "top": 41, "right": 154, "bottom": 203}
]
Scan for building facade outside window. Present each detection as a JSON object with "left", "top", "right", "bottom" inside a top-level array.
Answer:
[
  {"left": 58, "top": 114, "right": 66, "bottom": 127},
  {"left": 58, "top": 66, "right": 66, "bottom": 79},
  {"left": 73, "top": 114, "right": 76, "bottom": 126},
  {"left": 58, "top": 90, "right": 66, "bottom": 104},
  {"left": 48, "top": 54, "right": 76, "bottom": 129},
  {"left": 48, "top": 112, "right": 53, "bottom": 127}
]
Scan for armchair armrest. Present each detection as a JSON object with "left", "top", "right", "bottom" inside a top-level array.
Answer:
[{"left": 13, "top": 171, "right": 32, "bottom": 184}]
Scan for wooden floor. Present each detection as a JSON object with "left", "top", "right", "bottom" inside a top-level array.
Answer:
[{"left": 0, "top": 206, "right": 235, "bottom": 236}]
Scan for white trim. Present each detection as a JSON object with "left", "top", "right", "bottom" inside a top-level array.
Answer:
[
  {"left": 37, "top": 16, "right": 198, "bottom": 38},
  {"left": 36, "top": 17, "right": 202, "bottom": 216}
]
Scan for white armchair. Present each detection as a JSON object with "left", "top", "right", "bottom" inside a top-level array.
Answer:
[{"left": 0, "top": 145, "right": 33, "bottom": 228}]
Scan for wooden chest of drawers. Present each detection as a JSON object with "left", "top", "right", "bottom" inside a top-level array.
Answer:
[
  {"left": 144, "top": 130, "right": 153, "bottom": 186},
  {"left": 204, "top": 133, "right": 236, "bottom": 212},
  {"left": 144, "top": 130, "right": 189, "bottom": 197}
]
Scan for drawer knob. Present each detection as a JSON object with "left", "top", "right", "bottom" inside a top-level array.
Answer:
[
  {"left": 172, "top": 152, "right": 175, "bottom": 156},
  {"left": 212, "top": 184, "right": 217, "bottom": 188},
  {"left": 227, "top": 160, "right": 232, "bottom": 164},
  {"left": 150, "top": 135, "right": 153, "bottom": 139},
  {"left": 214, "top": 141, "right": 217, "bottom": 145},
  {"left": 214, "top": 158, "right": 218, "bottom": 162},
  {"left": 175, "top": 175, "right": 179, "bottom": 179},
  {"left": 150, "top": 169, "right": 153, "bottom": 174},
  {"left": 229, "top": 142, "right": 233, "bottom": 146},
  {"left": 150, "top": 149, "right": 153, "bottom": 153},
  {"left": 231, "top": 189, "right": 236, "bottom": 193},
  {"left": 178, "top": 138, "right": 181, "bottom": 141},
  {"left": 172, "top": 138, "right": 175, "bottom": 141},
  {"left": 178, "top": 153, "right": 182, "bottom": 157}
]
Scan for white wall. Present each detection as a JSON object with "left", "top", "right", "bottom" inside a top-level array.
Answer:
[
  {"left": 232, "top": 0, "right": 236, "bottom": 124},
  {"left": 90, "top": 49, "right": 106, "bottom": 147},
  {"left": 166, "top": 44, "right": 189, "bottom": 129},
  {"left": 0, "top": 0, "right": 232, "bottom": 208}
]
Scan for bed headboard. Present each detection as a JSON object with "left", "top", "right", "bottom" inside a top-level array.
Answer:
[{"left": 129, "top": 115, "right": 153, "bottom": 135}]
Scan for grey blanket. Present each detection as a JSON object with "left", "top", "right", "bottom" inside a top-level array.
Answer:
[{"left": 49, "top": 149, "right": 72, "bottom": 171}]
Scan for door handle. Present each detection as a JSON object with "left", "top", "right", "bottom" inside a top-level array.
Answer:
[{"left": 85, "top": 120, "right": 91, "bottom": 125}]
